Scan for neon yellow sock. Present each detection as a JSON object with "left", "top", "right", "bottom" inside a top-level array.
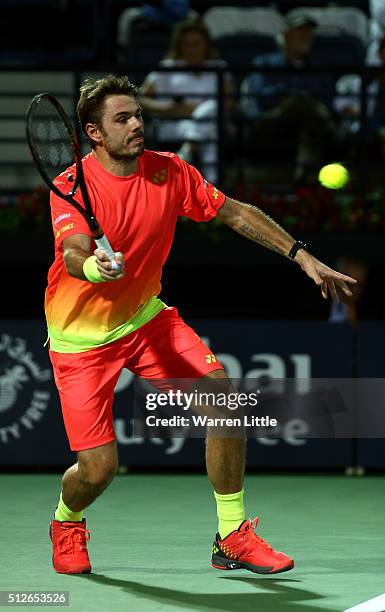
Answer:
[
  {"left": 54, "top": 493, "right": 84, "bottom": 522},
  {"left": 214, "top": 488, "right": 246, "bottom": 539}
]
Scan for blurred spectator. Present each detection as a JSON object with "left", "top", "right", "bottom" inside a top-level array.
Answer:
[
  {"left": 367, "top": 0, "right": 385, "bottom": 64},
  {"left": 329, "top": 256, "right": 369, "bottom": 324},
  {"left": 240, "top": 11, "right": 335, "bottom": 185},
  {"left": 139, "top": 17, "right": 235, "bottom": 183},
  {"left": 334, "top": 36, "right": 385, "bottom": 159}
]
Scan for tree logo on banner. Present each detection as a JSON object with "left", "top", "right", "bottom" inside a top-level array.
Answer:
[{"left": 0, "top": 334, "right": 51, "bottom": 444}]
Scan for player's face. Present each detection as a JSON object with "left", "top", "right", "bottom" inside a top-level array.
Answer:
[{"left": 97, "top": 95, "right": 144, "bottom": 159}]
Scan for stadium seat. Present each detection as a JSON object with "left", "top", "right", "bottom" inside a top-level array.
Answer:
[
  {"left": 116, "top": 6, "right": 143, "bottom": 52},
  {"left": 203, "top": 6, "right": 284, "bottom": 39},
  {"left": 279, "top": 0, "right": 369, "bottom": 13},
  {"left": 202, "top": 6, "right": 283, "bottom": 86},
  {"left": 215, "top": 34, "right": 279, "bottom": 67},
  {"left": 117, "top": 18, "right": 172, "bottom": 86},
  {"left": 116, "top": 5, "right": 198, "bottom": 72},
  {"left": 285, "top": 6, "right": 369, "bottom": 44},
  {"left": 311, "top": 34, "right": 366, "bottom": 66},
  {"left": 285, "top": 7, "right": 368, "bottom": 71}
]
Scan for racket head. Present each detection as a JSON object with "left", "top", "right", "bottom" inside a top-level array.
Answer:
[
  {"left": 26, "top": 93, "right": 100, "bottom": 234},
  {"left": 26, "top": 93, "right": 82, "bottom": 200},
  {"left": 26, "top": 93, "right": 118, "bottom": 254}
]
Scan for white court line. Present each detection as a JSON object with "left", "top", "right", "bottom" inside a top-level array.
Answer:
[{"left": 344, "top": 593, "right": 385, "bottom": 612}]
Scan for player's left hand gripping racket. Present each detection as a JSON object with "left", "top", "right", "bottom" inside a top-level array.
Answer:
[{"left": 26, "top": 93, "right": 119, "bottom": 267}]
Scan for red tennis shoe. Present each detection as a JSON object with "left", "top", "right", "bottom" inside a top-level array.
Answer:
[
  {"left": 211, "top": 516, "right": 294, "bottom": 574},
  {"left": 50, "top": 518, "right": 91, "bottom": 574}
]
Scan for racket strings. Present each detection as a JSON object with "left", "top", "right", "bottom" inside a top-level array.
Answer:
[{"left": 29, "top": 98, "right": 75, "bottom": 182}]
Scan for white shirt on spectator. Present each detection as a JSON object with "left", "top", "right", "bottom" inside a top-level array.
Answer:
[{"left": 144, "top": 58, "right": 228, "bottom": 141}]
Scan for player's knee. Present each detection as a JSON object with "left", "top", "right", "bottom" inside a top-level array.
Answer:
[{"left": 80, "top": 456, "right": 118, "bottom": 490}]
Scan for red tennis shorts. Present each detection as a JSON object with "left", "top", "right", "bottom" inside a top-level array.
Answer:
[{"left": 49, "top": 307, "right": 224, "bottom": 451}]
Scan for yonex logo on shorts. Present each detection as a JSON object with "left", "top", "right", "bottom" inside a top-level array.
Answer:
[{"left": 205, "top": 354, "right": 217, "bottom": 364}]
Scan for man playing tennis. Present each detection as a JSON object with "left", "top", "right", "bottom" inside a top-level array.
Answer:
[{"left": 48, "top": 75, "right": 356, "bottom": 575}]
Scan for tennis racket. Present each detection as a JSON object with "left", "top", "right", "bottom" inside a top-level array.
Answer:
[{"left": 26, "top": 93, "right": 118, "bottom": 266}]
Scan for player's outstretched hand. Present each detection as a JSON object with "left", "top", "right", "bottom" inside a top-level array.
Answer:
[
  {"left": 295, "top": 251, "right": 358, "bottom": 302},
  {"left": 94, "top": 248, "right": 125, "bottom": 281}
]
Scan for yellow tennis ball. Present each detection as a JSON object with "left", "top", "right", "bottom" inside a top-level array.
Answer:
[{"left": 318, "top": 163, "right": 349, "bottom": 189}]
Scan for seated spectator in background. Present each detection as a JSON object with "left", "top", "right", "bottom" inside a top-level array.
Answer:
[
  {"left": 240, "top": 11, "right": 335, "bottom": 185},
  {"left": 367, "top": 0, "right": 385, "bottom": 65},
  {"left": 139, "top": 17, "right": 235, "bottom": 183},
  {"left": 329, "top": 256, "right": 369, "bottom": 324},
  {"left": 334, "top": 36, "right": 385, "bottom": 158}
]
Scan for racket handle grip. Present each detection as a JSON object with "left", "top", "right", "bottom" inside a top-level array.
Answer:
[{"left": 95, "top": 235, "right": 121, "bottom": 270}]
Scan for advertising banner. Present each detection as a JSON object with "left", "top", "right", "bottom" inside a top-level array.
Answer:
[{"left": 0, "top": 319, "right": 358, "bottom": 468}]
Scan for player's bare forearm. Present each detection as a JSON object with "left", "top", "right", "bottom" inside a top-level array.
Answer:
[
  {"left": 216, "top": 196, "right": 358, "bottom": 301},
  {"left": 62, "top": 235, "right": 124, "bottom": 282},
  {"left": 63, "top": 246, "right": 90, "bottom": 280},
  {"left": 217, "top": 197, "right": 296, "bottom": 258},
  {"left": 63, "top": 234, "right": 91, "bottom": 280}
]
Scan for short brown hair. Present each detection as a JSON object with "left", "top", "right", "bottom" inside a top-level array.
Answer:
[{"left": 77, "top": 74, "right": 138, "bottom": 146}]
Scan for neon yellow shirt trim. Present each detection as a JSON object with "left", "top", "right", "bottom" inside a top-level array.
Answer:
[{"left": 48, "top": 296, "right": 166, "bottom": 353}]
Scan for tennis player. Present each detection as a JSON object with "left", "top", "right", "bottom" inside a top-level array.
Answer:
[{"left": 48, "top": 75, "right": 357, "bottom": 575}]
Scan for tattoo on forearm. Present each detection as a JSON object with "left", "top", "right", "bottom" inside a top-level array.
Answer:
[
  {"left": 238, "top": 223, "right": 285, "bottom": 255},
  {"left": 230, "top": 199, "right": 293, "bottom": 255}
]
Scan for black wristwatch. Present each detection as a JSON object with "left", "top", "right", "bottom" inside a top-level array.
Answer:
[{"left": 288, "top": 241, "right": 308, "bottom": 260}]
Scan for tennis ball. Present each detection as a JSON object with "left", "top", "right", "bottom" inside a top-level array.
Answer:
[{"left": 318, "top": 163, "right": 349, "bottom": 189}]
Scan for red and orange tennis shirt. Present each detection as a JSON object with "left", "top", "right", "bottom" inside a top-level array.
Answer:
[{"left": 45, "top": 150, "right": 225, "bottom": 353}]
